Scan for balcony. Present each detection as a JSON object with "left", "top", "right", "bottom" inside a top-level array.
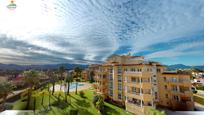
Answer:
[
  {"left": 124, "top": 71, "right": 142, "bottom": 76},
  {"left": 126, "top": 92, "right": 143, "bottom": 99},
  {"left": 126, "top": 102, "right": 144, "bottom": 114}
]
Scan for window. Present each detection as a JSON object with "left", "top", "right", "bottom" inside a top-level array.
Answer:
[
  {"left": 108, "top": 90, "right": 113, "bottom": 97},
  {"left": 164, "top": 77, "right": 166, "bottom": 82},
  {"left": 172, "top": 78, "right": 177, "bottom": 82},
  {"left": 118, "top": 83, "right": 122, "bottom": 91},
  {"left": 118, "top": 75, "right": 122, "bottom": 82},
  {"left": 108, "top": 75, "right": 113, "bottom": 80},
  {"left": 131, "top": 68, "right": 136, "bottom": 72},
  {"left": 132, "top": 87, "right": 136, "bottom": 93},
  {"left": 155, "top": 92, "right": 158, "bottom": 99},
  {"left": 118, "top": 93, "right": 122, "bottom": 100},
  {"left": 118, "top": 67, "right": 122, "bottom": 74},
  {"left": 131, "top": 77, "right": 136, "bottom": 82},
  {"left": 173, "top": 95, "right": 179, "bottom": 101},
  {"left": 108, "top": 82, "right": 113, "bottom": 89},
  {"left": 164, "top": 85, "right": 167, "bottom": 90},
  {"left": 172, "top": 86, "right": 178, "bottom": 91},
  {"left": 109, "top": 68, "right": 113, "bottom": 73},
  {"left": 165, "top": 94, "right": 168, "bottom": 98},
  {"left": 157, "top": 68, "right": 161, "bottom": 72}
]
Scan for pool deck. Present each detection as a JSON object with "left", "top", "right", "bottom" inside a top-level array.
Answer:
[{"left": 50, "top": 82, "right": 92, "bottom": 92}]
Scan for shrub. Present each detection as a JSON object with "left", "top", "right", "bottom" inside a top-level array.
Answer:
[
  {"left": 92, "top": 95, "right": 99, "bottom": 106},
  {"left": 70, "top": 108, "right": 78, "bottom": 115},
  {"left": 92, "top": 94, "right": 104, "bottom": 112},
  {"left": 4, "top": 103, "right": 13, "bottom": 110},
  {"left": 196, "top": 86, "right": 204, "bottom": 90},
  {"left": 79, "top": 91, "right": 85, "bottom": 98}
]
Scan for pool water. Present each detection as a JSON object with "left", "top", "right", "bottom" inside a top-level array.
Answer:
[{"left": 69, "top": 82, "right": 84, "bottom": 89}]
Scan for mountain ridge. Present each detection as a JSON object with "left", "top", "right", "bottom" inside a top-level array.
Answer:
[
  {"left": 0, "top": 63, "right": 88, "bottom": 70},
  {"left": 167, "top": 64, "right": 204, "bottom": 71}
]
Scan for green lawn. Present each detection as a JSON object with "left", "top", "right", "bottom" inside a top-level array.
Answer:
[
  {"left": 194, "top": 94, "right": 204, "bottom": 105},
  {"left": 11, "top": 88, "right": 132, "bottom": 115}
]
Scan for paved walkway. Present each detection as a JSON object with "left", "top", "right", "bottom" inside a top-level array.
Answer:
[
  {"left": 195, "top": 102, "right": 204, "bottom": 111},
  {"left": 0, "top": 89, "right": 26, "bottom": 103}
]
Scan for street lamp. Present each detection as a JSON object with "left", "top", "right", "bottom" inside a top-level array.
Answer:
[{"left": 7, "top": 0, "right": 17, "bottom": 10}]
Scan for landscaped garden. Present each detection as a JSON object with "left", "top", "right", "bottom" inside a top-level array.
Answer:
[
  {"left": 194, "top": 94, "right": 204, "bottom": 106},
  {"left": 11, "top": 87, "right": 132, "bottom": 115}
]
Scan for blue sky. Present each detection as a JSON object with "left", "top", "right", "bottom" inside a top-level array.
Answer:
[{"left": 0, "top": 0, "right": 204, "bottom": 65}]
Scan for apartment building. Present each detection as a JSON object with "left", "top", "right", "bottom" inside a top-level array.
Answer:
[
  {"left": 158, "top": 72, "right": 194, "bottom": 110},
  {"left": 94, "top": 55, "right": 194, "bottom": 115}
]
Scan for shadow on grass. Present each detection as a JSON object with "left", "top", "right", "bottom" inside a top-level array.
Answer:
[
  {"left": 103, "top": 104, "right": 120, "bottom": 115},
  {"left": 51, "top": 99, "right": 69, "bottom": 109},
  {"left": 78, "top": 108, "right": 95, "bottom": 115},
  {"left": 75, "top": 99, "right": 91, "bottom": 108}
]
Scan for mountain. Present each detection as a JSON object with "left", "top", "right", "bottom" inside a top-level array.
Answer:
[
  {"left": 0, "top": 63, "right": 88, "bottom": 70},
  {"left": 167, "top": 64, "right": 204, "bottom": 71}
]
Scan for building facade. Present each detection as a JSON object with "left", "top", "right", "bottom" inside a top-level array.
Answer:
[{"left": 94, "top": 55, "right": 194, "bottom": 115}]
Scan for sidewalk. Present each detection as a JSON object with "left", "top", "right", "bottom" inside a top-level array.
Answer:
[{"left": 195, "top": 102, "right": 204, "bottom": 111}]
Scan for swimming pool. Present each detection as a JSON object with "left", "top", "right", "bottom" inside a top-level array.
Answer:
[{"left": 69, "top": 82, "right": 84, "bottom": 89}]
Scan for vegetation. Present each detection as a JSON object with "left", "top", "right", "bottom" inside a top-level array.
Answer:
[
  {"left": 23, "top": 70, "right": 40, "bottom": 110},
  {"left": 64, "top": 72, "right": 73, "bottom": 95},
  {"left": 145, "top": 107, "right": 165, "bottom": 115},
  {"left": 11, "top": 89, "right": 131, "bottom": 115},
  {"left": 49, "top": 72, "right": 58, "bottom": 95},
  {"left": 79, "top": 91, "right": 85, "bottom": 98},
  {"left": 196, "top": 86, "right": 204, "bottom": 90},
  {"left": 74, "top": 67, "right": 82, "bottom": 94},
  {"left": 89, "top": 71, "right": 95, "bottom": 83},
  {"left": 194, "top": 94, "right": 204, "bottom": 105},
  {"left": 58, "top": 66, "right": 65, "bottom": 91},
  {"left": 0, "top": 82, "right": 14, "bottom": 110}
]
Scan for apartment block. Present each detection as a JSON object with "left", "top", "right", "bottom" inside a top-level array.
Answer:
[
  {"left": 158, "top": 72, "right": 194, "bottom": 110},
  {"left": 94, "top": 55, "right": 194, "bottom": 115}
]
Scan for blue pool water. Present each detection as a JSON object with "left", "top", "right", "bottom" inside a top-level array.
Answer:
[{"left": 69, "top": 82, "right": 84, "bottom": 89}]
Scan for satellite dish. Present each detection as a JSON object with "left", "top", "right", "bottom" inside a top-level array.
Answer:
[{"left": 7, "top": 0, "right": 17, "bottom": 10}]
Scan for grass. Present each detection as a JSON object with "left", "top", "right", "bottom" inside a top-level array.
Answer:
[
  {"left": 194, "top": 94, "right": 204, "bottom": 105},
  {"left": 11, "top": 88, "right": 132, "bottom": 115}
]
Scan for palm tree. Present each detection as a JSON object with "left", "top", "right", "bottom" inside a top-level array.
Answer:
[
  {"left": 50, "top": 73, "right": 58, "bottom": 95},
  {"left": 23, "top": 70, "right": 40, "bottom": 110},
  {"left": 89, "top": 71, "right": 95, "bottom": 83},
  {"left": 58, "top": 66, "right": 65, "bottom": 91},
  {"left": 46, "top": 70, "right": 52, "bottom": 108},
  {"left": 0, "top": 82, "right": 14, "bottom": 110},
  {"left": 64, "top": 71, "right": 73, "bottom": 102},
  {"left": 74, "top": 67, "right": 82, "bottom": 94}
]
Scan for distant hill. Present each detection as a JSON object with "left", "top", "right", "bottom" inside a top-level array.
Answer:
[
  {"left": 0, "top": 63, "right": 88, "bottom": 70},
  {"left": 167, "top": 64, "right": 204, "bottom": 71}
]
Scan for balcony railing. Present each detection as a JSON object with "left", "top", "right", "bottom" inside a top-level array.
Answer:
[
  {"left": 127, "top": 100, "right": 142, "bottom": 107},
  {"left": 124, "top": 71, "right": 142, "bottom": 74}
]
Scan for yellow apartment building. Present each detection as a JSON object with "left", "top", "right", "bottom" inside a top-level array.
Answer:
[
  {"left": 94, "top": 55, "right": 194, "bottom": 115},
  {"left": 158, "top": 72, "right": 194, "bottom": 110}
]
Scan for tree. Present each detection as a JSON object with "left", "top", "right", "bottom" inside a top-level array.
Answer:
[
  {"left": 58, "top": 66, "right": 65, "bottom": 91},
  {"left": 65, "top": 72, "right": 73, "bottom": 95},
  {"left": 50, "top": 73, "right": 58, "bottom": 95},
  {"left": 0, "top": 82, "right": 14, "bottom": 110},
  {"left": 89, "top": 71, "right": 95, "bottom": 83},
  {"left": 23, "top": 70, "right": 40, "bottom": 110},
  {"left": 46, "top": 70, "right": 52, "bottom": 108},
  {"left": 93, "top": 94, "right": 104, "bottom": 112},
  {"left": 74, "top": 67, "right": 82, "bottom": 94}
]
